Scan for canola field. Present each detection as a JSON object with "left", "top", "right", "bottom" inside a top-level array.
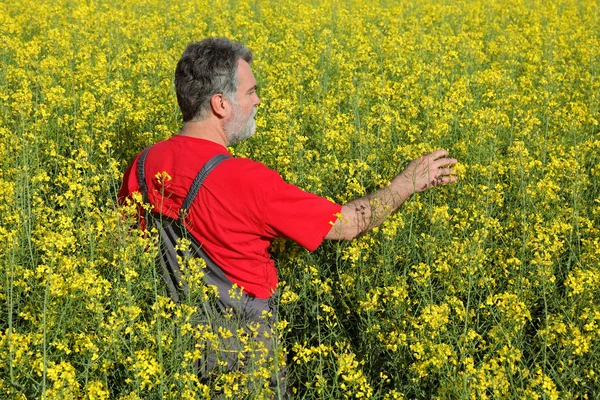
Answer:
[{"left": 1, "top": 0, "right": 600, "bottom": 398}]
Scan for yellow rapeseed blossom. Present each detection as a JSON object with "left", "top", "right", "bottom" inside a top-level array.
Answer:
[{"left": 1, "top": 0, "right": 599, "bottom": 398}]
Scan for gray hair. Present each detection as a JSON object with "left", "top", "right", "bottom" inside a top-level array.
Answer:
[{"left": 175, "top": 38, "right": 253, "bottom": 122}]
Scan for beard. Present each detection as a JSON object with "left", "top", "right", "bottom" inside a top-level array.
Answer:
[{"left": 224, "top": 101, "right": 257, "bottom": 145}]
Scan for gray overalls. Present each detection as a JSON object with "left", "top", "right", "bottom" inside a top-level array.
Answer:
[{"left": 137, "top": 146, "right": 286, "bottom": 396}]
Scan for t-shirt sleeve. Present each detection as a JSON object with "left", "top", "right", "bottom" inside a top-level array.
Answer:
[{"left": 262, "top": 170, "right": 342, "bottom": 252}]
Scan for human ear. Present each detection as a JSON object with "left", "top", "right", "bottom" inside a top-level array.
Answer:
[{"left": 210, "top": 93, "right": 230, "bottom": 119}]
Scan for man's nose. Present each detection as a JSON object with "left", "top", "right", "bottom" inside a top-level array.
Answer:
[{"left": 253, "top": 93, "right": 261, "bottom": 106}]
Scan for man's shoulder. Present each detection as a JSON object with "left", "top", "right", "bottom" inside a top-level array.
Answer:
[
  {"left": 212, "top": 157, "right": 286, "bottom": 197},
  {"left": 222, "top": 157, "right": 279, "bottom": 178}
]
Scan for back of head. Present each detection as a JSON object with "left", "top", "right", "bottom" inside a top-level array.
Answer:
[{"left": 175, "top": 37, "right": 253, "bottom": 122}]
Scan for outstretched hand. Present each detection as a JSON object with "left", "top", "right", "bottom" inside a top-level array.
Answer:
[
  {"left": 394, "top": 150, "right": 458, "bottom": 194},
  {"left": 325, "top": 149, "right": 458, "bottom": 241}
]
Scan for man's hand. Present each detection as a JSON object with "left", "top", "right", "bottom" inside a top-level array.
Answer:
[
  {"left": 325, "top": 149, "right": 458, "bottom": 241},
  {"left": 394, "top": 149, "right": 458, "bottom": 194}
]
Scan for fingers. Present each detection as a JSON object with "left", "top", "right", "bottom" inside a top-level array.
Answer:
[
  {"left": 432, "top": 157, "right": 457, "bottom": 168},
  {"left": 432, "top": 175, "right": 458, "bottom": 186},
  {"left": 402, "top": 150, "right": 459, "bottom": 192},
  {"left": 427, "top": 149, "right": 449, "bottom": 160},
  {"left": 424, "top": 150, "right": 457, "bottom": 168},
  {"left": 427, "top": 150, "right": 458, "bottom": 188},
  {"left": 436, "top": 168, "right": 454, "bottom": 176}
]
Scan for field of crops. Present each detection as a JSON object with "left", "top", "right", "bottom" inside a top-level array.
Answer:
[{"left": 1, "top": 0, "right": 599, "bottom": 398}]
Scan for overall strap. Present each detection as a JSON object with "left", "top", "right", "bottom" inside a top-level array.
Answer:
[
  {"left": 180, "top": 153, "right": 230, "bottom": 218},
  {"left": 135, "top": 146, "right": 230, "bottom": 304},
  {"left": 136, "top": 145, "right": 230, "bottom": 210},
  {"left": 136, "top": 145, "right": 153, "bottom": 202}
]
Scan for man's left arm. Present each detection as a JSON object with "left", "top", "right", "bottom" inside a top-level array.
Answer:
[{"left": 325, "top": 150, "right": 457, "bottom": 241}]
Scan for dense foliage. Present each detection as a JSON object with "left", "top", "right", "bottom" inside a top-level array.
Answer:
[{"left": 1, "top": 0, "right": 599, "bottom": 398}]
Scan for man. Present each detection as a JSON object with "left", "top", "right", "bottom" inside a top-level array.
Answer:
[{"left": 118, "top": 37, "right": 457, "bottom": 396}]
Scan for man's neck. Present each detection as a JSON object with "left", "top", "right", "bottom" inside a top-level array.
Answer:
[{"left": 178, "top": 119, "right": 228, "bottom": 147}]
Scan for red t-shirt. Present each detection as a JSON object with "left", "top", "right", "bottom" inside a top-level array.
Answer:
[{"left": 118, "top": 135, "right": 341, "bottom": 298}]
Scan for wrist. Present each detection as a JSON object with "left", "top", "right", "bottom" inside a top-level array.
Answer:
[{"left": 390, "top": 175, "right": 414, "bottom": 202}]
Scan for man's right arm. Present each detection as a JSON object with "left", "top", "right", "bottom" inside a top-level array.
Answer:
[{"left": 325, "top": 150, "right": 458, "bottom": 241}]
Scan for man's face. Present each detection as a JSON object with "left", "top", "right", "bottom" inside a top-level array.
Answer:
[
  {"left": 224, "top": 59, "right": 261, "bottom": 145},
  {"left": 224, "top": 98, "right": 257, "bottom": 145}
]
